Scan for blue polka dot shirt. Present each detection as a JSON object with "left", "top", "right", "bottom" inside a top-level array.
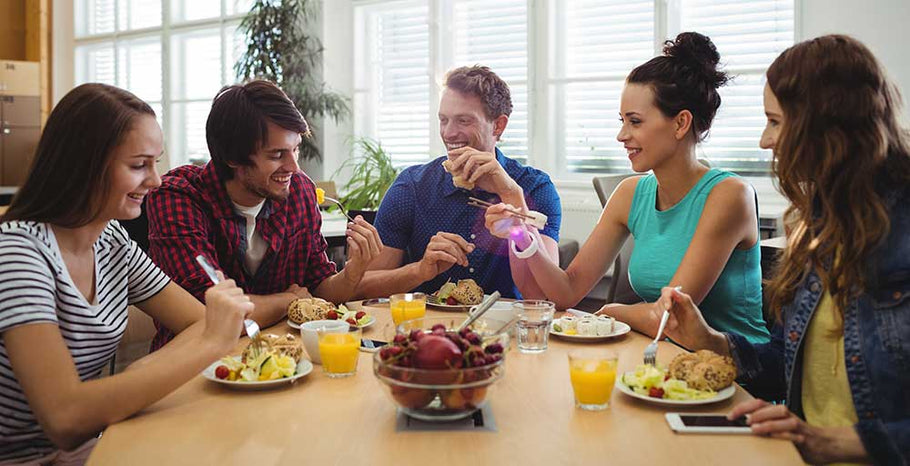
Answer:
[{"left": 374, "top": 148, "right": 561, "bottom": 299}]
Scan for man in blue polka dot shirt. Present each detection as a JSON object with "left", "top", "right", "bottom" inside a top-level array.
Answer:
[{"left": 356, "top": 65, "right": 562, "bottom": 300}]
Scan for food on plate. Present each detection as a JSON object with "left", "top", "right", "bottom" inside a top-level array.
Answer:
[
  {"left": 441, "top": 159, "right": 475, "bottom": 190},
  {"left": 288, "top": 298, "right": 371, "bottom": 327},
  {"left": 552, "top": 314, "right": 615, "bottom": 336},
  {"left": 433, "top": 279, "right": 483, "bottom": 306},
  {"left": 668, "top": 350, "right": 737, "bottom": 391},
  {"left": 621, "top": 350, "right": 736, "bottom": 400},
  {"left": 215, "top": 333, "right": 302, "bottom": 382},
  {"left": 288, "top": 297, "right": 336, "bottom": 324}
]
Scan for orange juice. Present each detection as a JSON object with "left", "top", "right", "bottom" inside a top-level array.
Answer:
[
  {"left": 568, "top": 352, "right": 618, "bottom": 410},
  {"left": 318, "top": 332, "right": 360, "bottom": 376},
  {"left": 390, "top": 293, "right": 427, "bottom": 325}
]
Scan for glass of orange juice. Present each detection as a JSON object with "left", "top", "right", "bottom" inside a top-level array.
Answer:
[
  {"left": 568, "top": 349, "right": 618, "bottom": 411},
  {"left": 390, "top": 292, "right": 427, "bottom": 326},
  {"left": 318, "top": 326, "right": 362, "bottom": 378}
]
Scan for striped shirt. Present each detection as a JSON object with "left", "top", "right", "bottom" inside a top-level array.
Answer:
[{"left": 0, "top": 220, "right": 169, "bottom": 463}]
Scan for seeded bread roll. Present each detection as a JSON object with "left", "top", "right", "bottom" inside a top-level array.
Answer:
[
  {"left": 287, "top": 297, "right": 336, "bottom": 324},
  {"left": 668, "top": 350, "right": 736, "bottom": 391},
  {"left": 441, "top": 160, "right": 475, "bottom": 190},
  {"left": 449, "top": 279, "right": 484, "bottom": 305}
]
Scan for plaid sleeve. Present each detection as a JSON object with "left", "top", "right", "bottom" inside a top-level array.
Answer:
[
  {"left": 146, "top": 182, "right": 215, "bottom": 304},
  {"left": 294, "top": 175, "right": 336, "bottom": 290},
  {"left": 374, "top": 170, "right": 415, "bottom": 250}
]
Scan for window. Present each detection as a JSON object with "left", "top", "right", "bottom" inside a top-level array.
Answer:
[
  {"left": 355, "top": 0, "right": 794, "bottom": 175},
  {"left": 355, "top": 0, "right": 529, "bottom": 166},
  {"left": 74, "top": 0, "right": 252, "bottom": 166}
]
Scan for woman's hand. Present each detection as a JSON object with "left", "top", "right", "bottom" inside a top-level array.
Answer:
[
  {"left": 656, "top": 286, "right": 730, "bottom": 356},
  {"left": 729, "top": 399, "right": 870, "bottom": 464},
  {"left": 202, "top": 271, "right": 254, "bottom": 353},
  {"left": 484, "top": 203, "right": 526, "bottom": 240}
]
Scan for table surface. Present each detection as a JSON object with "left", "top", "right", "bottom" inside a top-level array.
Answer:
[{"left": 87, "top": 303, "right": 801, "bottom": 465}]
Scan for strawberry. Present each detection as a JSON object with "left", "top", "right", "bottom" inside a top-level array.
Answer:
[
  {"left": 326, "top": 310, "right": 338, "bottom": 320},
  {"left": 214, "top": 365, "right": 230, "bottom": 380},
  {"left": 355, "top": 311, "right": 366, "bottom": 320},
  {"left": 648, "top": 387, "right": 665, "bottom": 398}
]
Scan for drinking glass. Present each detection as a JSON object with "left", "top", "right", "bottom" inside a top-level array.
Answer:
[
  {"left": 568, "top": 349, "right": 618, "bottom": 411},
  {"left": 318, "top": 326, "right": 362, "bottom": 378},
  {"left": 390, "top": 292, "right": 427, "bottom": 326},
  {"left": 513, "top": 300, "right": 555, "bottom": 353}
]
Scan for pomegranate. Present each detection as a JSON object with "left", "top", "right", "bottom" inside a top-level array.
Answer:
[{"left": 413, "top": 335, "right": 463, "bottom": 370}]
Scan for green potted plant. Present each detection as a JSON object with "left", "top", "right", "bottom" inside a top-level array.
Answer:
[
  {"left": 332, "top": 137, "right": 399, "bottom": 223},
  {"left": 234, "top": 0, "right": 350, "bottom": 162}
]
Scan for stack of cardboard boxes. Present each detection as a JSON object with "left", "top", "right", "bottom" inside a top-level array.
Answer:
[{"left": 0, "top": 59, "right": 40, "bottom": 187}]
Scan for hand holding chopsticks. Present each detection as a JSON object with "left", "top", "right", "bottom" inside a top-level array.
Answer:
[{"left": 467, "top": 197, "right": 548, "bottom": 230}]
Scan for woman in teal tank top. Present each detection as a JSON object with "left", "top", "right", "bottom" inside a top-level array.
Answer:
[
  {"left": 627, "top": 169, "right": 768, "bottom": 343},
  {"left": 479, "top": 32, "right": 769, "bottom": 343}
]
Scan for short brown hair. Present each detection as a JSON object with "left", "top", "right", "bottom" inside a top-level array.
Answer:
[
  {"left": 444, "top": 66, "right": 512, "bottom": 120},
  {"left": 2, "top": 83, "right": 154, "bottom": 227},
  {"left": 206, "top": 80, "right": 309, "bottom": 180}
]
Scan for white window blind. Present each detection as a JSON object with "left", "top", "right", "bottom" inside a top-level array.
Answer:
[
  {"left": 681, "top": 0, "right": 795, "bottom": 174},
  {"left": 453, "top": 0, "right": 529, "bottom": 163},
  {"left": 74, "top": 0, "right": 248, "bottom": 167},
  {"left": 557, "top": 0, "right": 655, "bottom": 172},
  {"left": 356, "top": 2, "right": 431, "bottom": 167},
  {"left": 355, "top": 0, "right": 794, "bottom": 176},
  {"left": 355, "top": 0, "right": 529, "bottom": 166}
]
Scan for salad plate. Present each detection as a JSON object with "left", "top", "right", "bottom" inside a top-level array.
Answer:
[
  {"left": 288, "top": 315, "right": 375, "bottom": 330},
  {"left": 550, "top": 320, "right": 631, "bottom": 342},
  {"left": 426, "top": 294, "right": 493, "bottom": 312},
  {"left": 615, "top": 370, "right": 736, "bottom": 406},
  {"left": 203, "top": 356, "right": 313, "bottom": 391}
]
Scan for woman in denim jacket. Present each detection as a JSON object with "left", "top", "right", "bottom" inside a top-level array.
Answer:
[{"left": 655, "top": 35, "right": 910, "bottom": 465}]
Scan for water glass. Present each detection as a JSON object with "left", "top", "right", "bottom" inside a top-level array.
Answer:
[
  {"left": 318, "top": 326, "right": 362, "bottom": 378},
  {"left": 568, "top": 349, "right": 618, "bottom": 411},
  {"left": 513, "top": 300, "right": 555, "bottom": 353}
]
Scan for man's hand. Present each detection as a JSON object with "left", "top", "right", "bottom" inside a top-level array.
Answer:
[
  {"left": 284, "top": 284, "right": 311, "bottom": 300},
  {"left": 447, "top": 146, "right": 523, "bottom": 202},
  {"left": 342, "top": 216, "right": 384, "bottom": 283},
  {"left": 416, "top": 232, "right": 475, "bottom": 281}
]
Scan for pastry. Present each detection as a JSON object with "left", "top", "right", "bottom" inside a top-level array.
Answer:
[
  {"left": 441, "top": 159, "right": 475, "bottom": 190},
  {"left": 448, "top": 279, "right": 484, "bottom": 305},
  {"left": 668, "top": 350, "right": 736, "bottom": 391},
  {"left": 288, "top": 297, "right": 336, "bottom": 324}
]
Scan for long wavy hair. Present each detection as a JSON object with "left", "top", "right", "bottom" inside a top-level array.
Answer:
[
  {"left": 1, "top": 83, "right": 155, "bottom": 227},
  {"left": 766, "top": 35, "right": 910, "bottom": 317}
]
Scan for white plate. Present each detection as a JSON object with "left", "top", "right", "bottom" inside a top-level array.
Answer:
[
  {"left": 614, "top": 372, "right": 736, "bottom": 406},
  {"left": 288, "top": 315, "right": 375, "bottom": 330},
  {"left": 203, "top": 356, "right": 313, "bottom": 391},
  {"left": 549, "top": 320, "right": 632, "bottom": 342},
  {"left": 426, "top": 294, "right": 492, "bottom": 312}
]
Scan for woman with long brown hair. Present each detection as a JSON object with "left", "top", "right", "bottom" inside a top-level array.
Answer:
[
  {"left": 0, "top": 83, "right": 253, "bottom": 464},
  {"left": 656, "top": 35, "right": 910, "bottom": 464}
]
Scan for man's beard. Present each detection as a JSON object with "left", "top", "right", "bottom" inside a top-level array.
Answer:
[{"left": 241, "top": 174, "right": 289, "bottom": 202}]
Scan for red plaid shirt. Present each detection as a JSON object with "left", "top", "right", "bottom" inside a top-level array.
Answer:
[{"left": 146, "top": 162, "right": 336, "bottom": 351}]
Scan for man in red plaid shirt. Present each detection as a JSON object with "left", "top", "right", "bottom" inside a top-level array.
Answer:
[{"left": 146, "top": 80, "right": 382, "bottom": 351}]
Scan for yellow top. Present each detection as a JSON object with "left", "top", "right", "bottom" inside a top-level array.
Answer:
[{"left": 801, "top": 291, "right": 863, "bottom": 466}]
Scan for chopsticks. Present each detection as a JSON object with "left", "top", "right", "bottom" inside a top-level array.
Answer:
[{"left": 467, "top": 197, "right": 535, "bottom": 221}]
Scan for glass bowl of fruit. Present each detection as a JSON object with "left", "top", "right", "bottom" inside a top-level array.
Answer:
[{"left": 373, "top": 317, "right": 509, "bottom": 421}]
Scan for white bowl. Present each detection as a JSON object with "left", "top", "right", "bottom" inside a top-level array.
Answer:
[{"left": 299, "top": 320, "right": 349, "bottom": 364}]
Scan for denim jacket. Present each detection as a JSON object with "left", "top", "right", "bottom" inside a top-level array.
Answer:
[{"left": 727, "top": 185, "right": 910, "bottom": 465}]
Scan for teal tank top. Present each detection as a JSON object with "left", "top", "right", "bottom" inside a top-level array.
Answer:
[{"left": 626, "top": 169, "right": 769, "bottom": 344}]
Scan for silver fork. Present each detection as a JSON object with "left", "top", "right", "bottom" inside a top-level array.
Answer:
[
  {"left": 643, "top": 286, "right": 681, "bottom": 366},
  {"left": 195, "top": 255, "right": 262, "bottom": 358}
]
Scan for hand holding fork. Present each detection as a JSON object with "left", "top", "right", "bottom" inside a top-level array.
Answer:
[{"left": 643, "top": 286, "right": 682, "bottom": 366}]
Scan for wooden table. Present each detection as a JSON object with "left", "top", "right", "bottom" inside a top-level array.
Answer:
[{"left": 88, "top": 304, "right": 801, "bottom": 465}]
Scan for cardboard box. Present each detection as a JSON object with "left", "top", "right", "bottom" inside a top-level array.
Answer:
[{"left": 0, "top": 60, "right": 40, "bottom": 96}]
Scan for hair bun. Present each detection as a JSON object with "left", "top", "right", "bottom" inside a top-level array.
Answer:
[{"left": 663, "top": 32, "right": 729, "bottom": 88}]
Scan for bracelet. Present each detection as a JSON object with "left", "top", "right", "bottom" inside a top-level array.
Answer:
[{"left": 510, "top": 231, "right": 540, "bottom": 259}]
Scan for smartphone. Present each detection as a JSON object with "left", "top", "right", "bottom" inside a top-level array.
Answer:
[
  {"left": 359, "top": 339, "right": 388, "bottom": 353},
  {"left": 665, "top": 413, "right": 752, "bottom": 434}
]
